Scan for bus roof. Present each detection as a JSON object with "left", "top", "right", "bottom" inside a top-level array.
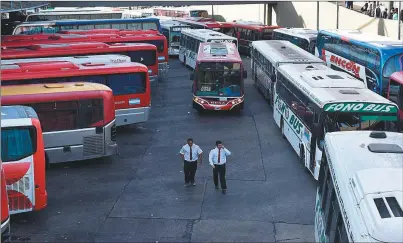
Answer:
[
  {"left": 319, "top": 29, "right": 403, "bottom": 49},
  {"left": 181, "top": 29, "right": 237, "bottom": 42},
  {"left": 16, "top": 17, "right": 160, "bottom": 26},
  {"left": 1, "top": 106, "right": 38, "bottom": 120},
  {"left": 251, "top": 40, "right": 324, "bottom": 65},
  {"left": 230, "top": 22, "right": 280, "bottom": 31},
  {"left": 273, "top": 28, "right": 318, "bottom": 40},
  {"left": 278, "top": 63, "right": 396, "bottom": 107},
  {"left": 325, "top": 131, "right": 403, "bottom": 242},
  {"left": 2, "top": 82, "right": 111, "bottom": 96},
  {"left": 197, "top": 42, "right": 241, "bottom": 63},
  {"left": 1, "top": 61, "right": 148, "bottom": 81},
  {"left": 391, "top": 71, "right": 403, "bottom": 84},
  {"left": 160, "top": 20, "right": 191, "bottom": 28},
  {"left": 2, "top": 42, "right": 156, "bottom": 59},
  {"left": 1, "top": 54, "right": 131, "bottom": 65}
]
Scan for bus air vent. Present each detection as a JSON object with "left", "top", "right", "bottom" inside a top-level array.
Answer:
[
  {"left": 339, "top": 90, "right": 359, "bottom": 95},
  {"left": 374, "top": 197, "right": 403, "bottom": 218},
  {"left": 44, "top": 84, "right": 64, "bottom": 89},
  {"left": 305, "top": 65, "right": 316, "bottom": 70},
  {"left": 82, "top": 63, "right": 106, "bottom": 67},
  {"left": 75, "top": 83, "right": 84, "bottom": 86},
  {"left": 327, "top": 75, "right": 343, "bottom": 79},
  {"left": 369, "top": 131, "right": 387, "bottom": 139},
  {"left": 367, "top": 143, "right": 403, "bottom": 153}
]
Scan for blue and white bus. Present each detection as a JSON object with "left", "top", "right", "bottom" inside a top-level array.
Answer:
[
  {"left": 317, "top": 30, "right": 403, "bottom": 96},
  {"left": 12, "top": 18, "right": 162, "bottom": 35}
]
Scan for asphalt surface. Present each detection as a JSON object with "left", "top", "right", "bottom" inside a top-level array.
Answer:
[{"left": 10, "top": 57, "right": 317, "bottom": 243}]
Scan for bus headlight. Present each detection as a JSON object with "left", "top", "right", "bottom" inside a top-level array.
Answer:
[
  {"left": 129, "top": 98, "right": 141, "bottom": 105},
  {"left": 194, "top": 97, "right": 206, "bottom": 104},
  {"left": 231, "top": 98, "right": 243, "bottom": 105},
  {"left": 148, "top": 69, "right": 152, "bottom": 74},
  {"left": 158, "top": 56, "right": 165, "bottom": 61}
]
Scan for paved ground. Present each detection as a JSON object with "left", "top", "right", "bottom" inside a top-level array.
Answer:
[{"left": 10, "top": 58, "right": 317, "bottom": 243}]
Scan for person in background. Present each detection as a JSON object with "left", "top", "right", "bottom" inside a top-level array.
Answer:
[
  {"left": 179, "top": 138, "right": 203, "bottom": 187},
  {"left": 393, "top": 8, "right": 398, "bottom": 20},
  {"left": 367, "top": 4, "right": 374, "bottom": 17},
  {"left": 361, "top": 2, "right": 369, "bottom": 12},
  {"left": 209, "top": 141, "right": 231, "bottom": 194},
  {"left": 388, "top": 9, "right": 394, "bottom": 19},
  {"left": 400, "top": 9, "right": 403, "bottom": 21},
  {"left": 382, "top": 8, "right": 388, "bottom": 18},
  {"left": 375, "top": 4, "right": 381, "bottom": 17}
]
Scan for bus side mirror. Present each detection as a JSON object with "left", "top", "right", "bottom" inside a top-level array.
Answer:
[
  {"left": 190, "top": 73, "right": 194, "bottom": 80},
  {"left": 243, "top": 70, "right": 247, "bottom": 79}
]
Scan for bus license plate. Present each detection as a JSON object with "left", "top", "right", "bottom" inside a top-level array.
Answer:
[
  {"left": 214, "top": 107, "right": 221, "bottom": 110},
  {"left": 201, "top": 86, "right": 211, "bottom": 91}
]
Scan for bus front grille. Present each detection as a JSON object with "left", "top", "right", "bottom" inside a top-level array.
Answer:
[
  {"left": 83, "top": 135, "right": 105, "bottom": 156},
  {"left": 6, "top": 176, "right": 33, "bottom": 212},
  {"left": 111, "top": 124, "right": 117, "bottom": 142}
]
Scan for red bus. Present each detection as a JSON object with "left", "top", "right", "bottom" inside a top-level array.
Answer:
[
  {"left": 2, "top": 42, "right": 159, "bottom": 83},
  {"left": 388, "top": 71, "right": 403, "bottom": 125},
  {"left": 1, "top": 32, "right": 169, "bottom": 77},
  {"left": 229, "top": 22, "right": 281, "bottom": 55},
  {"left": 1, "top": 60, "right": 150, "bottom": 127},
  {"left": 190, "top": 42, "right": 247, "bottom": 112},
  {"left": 1, "top": 162, "right": 10, "bottom": 242},
  {"left": 176, "top": 17, "right": 223, "bottom": 31},
  {"left": 1, "top": 105, "right": 47, "bottom": 215},
  {"left": 2, "top": 83, "right": 117, "bottom": 165}
]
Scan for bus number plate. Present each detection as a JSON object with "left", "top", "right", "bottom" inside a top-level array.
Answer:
[
  {"left": 214, "top": 107, "right": 221, "bottom": 110},
  {"left": 201, "top": 86, "right": 211, "bottom": 91}
]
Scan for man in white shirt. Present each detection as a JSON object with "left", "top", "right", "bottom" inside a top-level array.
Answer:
[
  {"left": 179, "top": 138, "right": 203, "bottom": 187},
  {"left": 209, "top": 140, "right": 231, "bottom": 194}
]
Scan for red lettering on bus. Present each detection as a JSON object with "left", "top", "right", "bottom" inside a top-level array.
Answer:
[{"left": 329, "top": 55, "right": 360, "bottom": 78}]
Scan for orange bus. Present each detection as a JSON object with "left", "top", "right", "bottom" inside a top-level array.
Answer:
[
  {"left": 1, "top": 83, "right": 117, "bottom": 165},
  {"left": 1, "top": 60, "right": 150, "bottom": 127},
  {"left": 1, "top": 105, "right": 47, "bottom": 215},
  {"left": 1, "top": 42, "right": 159, "bottom": 83},
  {"left": 1, "top": 162, "right": 10, "bottom": 241}
]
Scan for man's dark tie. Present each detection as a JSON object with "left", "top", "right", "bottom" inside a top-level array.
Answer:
[
  {"left": 190, "top": 146, "right": 193, "bottom": 161},
  {"left": 217, "top": 148, "right": 221, "bottom": 164}
]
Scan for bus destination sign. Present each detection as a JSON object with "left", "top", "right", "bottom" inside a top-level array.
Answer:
[{"left": 324, "top": 102, "right": 398, "bottom": 113}]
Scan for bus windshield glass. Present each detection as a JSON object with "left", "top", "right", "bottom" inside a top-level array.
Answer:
[
  {"left": 195, "top": 62, "right": 242, "bottom": 97},
  {"left": 383, "top": 54, "right": 403, "bottom": 78},
  {"left": 323, "top": 112, "right": 397, "bottom": 132},
  {"left": 1, "top": 127, "right": 36, "bottom": 162}
]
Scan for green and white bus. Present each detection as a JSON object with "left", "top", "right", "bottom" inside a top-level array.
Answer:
[
  {"left": 273, "top": 63, "right": 400, "bottom": 179},
  {"left": 315, "top": 131, "right": 403, "bottom": 242},
  {"left": 251, "top": 40, "right": 324, "bottom": 106}
]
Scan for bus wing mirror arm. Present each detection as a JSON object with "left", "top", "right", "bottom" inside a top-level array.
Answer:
[{"left": 243, "top": 70, "right": 247, "bottom": 79}]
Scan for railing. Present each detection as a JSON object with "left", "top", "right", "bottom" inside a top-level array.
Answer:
[{"left": 1, "top": 1, "right": 49, "bottom": 13}]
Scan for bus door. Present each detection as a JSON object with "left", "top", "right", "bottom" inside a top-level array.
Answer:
[{"left": 2, "top": 126, "right": 36, "bottom": 214}]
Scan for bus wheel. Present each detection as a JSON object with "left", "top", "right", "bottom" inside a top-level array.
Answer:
[
  {"left": 280, "top": 117, "right": 285, "bottom": 139},
  {"left": 45, "top": 152, "right": 50, "bottom": 170},
  {"left": 300, "top": 146, "right": 305, "bottom": 165}
]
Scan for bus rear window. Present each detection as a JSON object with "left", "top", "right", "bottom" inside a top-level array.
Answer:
[
  {"left": 28, "top": 99, "right": 104, "bottom": 132},
  {"left": 106, "top": 73, "right": 146, "bottom": 95},
  {"left": 1, "top": 127, "right": 36, "bottom": 162},
  {"left": 126, "top": 50, "right": 156, "bottom": 66}
]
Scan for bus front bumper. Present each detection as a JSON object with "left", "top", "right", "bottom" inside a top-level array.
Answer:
[
  {"left": 1, "top": 217, "right": 11, "bottom": 243},
  {"left": 158, "top": 62, "right": 169, "bottom": 77},
  {"left": 193, "top": 98, "right": 244, "bottom": 111},
  {"left": 116, "top": 106, "right": 151, "bottom": 126}
]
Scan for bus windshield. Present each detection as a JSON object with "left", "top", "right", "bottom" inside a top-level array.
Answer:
[
  {"left": 323, "top": 112, "right": 397, "bottom": 132},
  {"left": 195, "top": 62, "right": 242, "bottom": 97},
  {"left": 383, "top": 54, "right": 403, "bottom": 78},
  {"left": 1, "top": 127, "right": 36, "bottom": 162}
]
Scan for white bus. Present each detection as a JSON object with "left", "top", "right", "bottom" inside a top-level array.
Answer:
[
  {"left": 251, "top": 40, "right": 324, "bottom": 106},
  {"left": 160, "top": 20, "right": 191, "bottom": 56},
  {"left": 315, "top": 131, "right": 403, "bottom": 242},
  {"left": 179, "top": 29, "right": 238, "bottom": 69},
  {"left": 26, "top": 10, "right": 138, "bottom": 22},
  {"left": 273, "top": 63, "right": 400, "bottom": 179},
  {"left": 153, "top": 7, "right": 208, "bottom": 18},
  {"left": 273, "top": 28, "right": 318, "bottom": 56}
]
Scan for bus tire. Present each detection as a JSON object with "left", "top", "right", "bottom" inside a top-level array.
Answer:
[
  {"left": 45, "top": 152, "right": 50, "bottom": 170},
  {"left": 280, "top": 117, "right": 285, "bottom": 139},
  {"left": 300, "top": 146, "right": 305, "bottom": 165}
]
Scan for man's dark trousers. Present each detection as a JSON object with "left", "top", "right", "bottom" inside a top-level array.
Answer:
[
  {"left": 184, "top": 160, "right": 197, "bottom": 183},
  {"left": 213, "top": 164, "right": 226, "bottom": 189}
]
